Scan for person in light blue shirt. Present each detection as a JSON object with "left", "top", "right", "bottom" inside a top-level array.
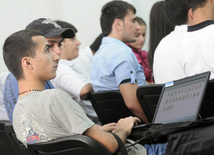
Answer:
[
  {"left": 91, "top": 37, "right": 146, "bottom": 91},
  {"left": 90, "top": 1, "right": 148, "bottom": 123}
]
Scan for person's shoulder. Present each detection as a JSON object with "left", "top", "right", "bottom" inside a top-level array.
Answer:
[
  {"left": 42, "top": 89, "right": 72, "bottom": 103},
  {"left": 43, "top": 89, "right": 66, "bottom": 96},
  {"left": 103, "top": 37, "right": 129, "bottom": 50},
  {"left": 203, "top": 23, "right": 214, "bottom": 33}
]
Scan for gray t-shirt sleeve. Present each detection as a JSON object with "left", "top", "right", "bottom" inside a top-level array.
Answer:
[{"left": 48, "top": 89, "right": 94, "bottom": 135}]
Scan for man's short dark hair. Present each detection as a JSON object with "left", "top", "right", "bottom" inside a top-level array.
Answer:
[
  {"left": 55, "top": 20, "right": 78, "bottom": 34},
  {"left": 3, "top": 30, "right": 44, "bottom": 80},
  {"left": 185, "top": 0, "right": 207, "bottom": 12},
  {"left": 165, "top": 0, "right": 190, "bottom": 25},
  {"left": 100, "top": 0, "right": 136, "bottom": 36}
]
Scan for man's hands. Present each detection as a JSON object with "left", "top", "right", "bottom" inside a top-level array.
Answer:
[
  {"left": 114, "top": 116, "right": 141, "bottom": 136},
  {"left": 100, "top": 116, "right": 141, "bottom": 143},
  {"left": 101, "top": 116, "right": 141, "bottom": 135},
  {"left": 84, "top": 116, "right": 141, "bottom": 153},
  {"left": 101, "top": 116, "right": 140, "bottom": 134},
  {"left": 101, "top": 123, "right": 117, "bottom": 132}
]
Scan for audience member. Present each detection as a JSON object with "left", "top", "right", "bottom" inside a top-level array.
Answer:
[
  {"left": 127, "top": 17, "right": 154, "bottom": 84},
  {"left": 3, "top": 18, "right": 75, "bottom": 122},
  {"left": 148, "top": 1, "right": 175, "bottom": 71},
  {"left": 153, "top": 0, "right": 192, "bottom": 84},
  {"left": 0, "top": 72, "right": 9, "bottom": 120},
  {"left": 72, "top": 33, "right": 103, "bottom": 81},
  {"left": 3, "top": 29, "right": 147, "bottom": 155},
  {"left": 90, "top": 1, "right": 148, "bottom": 123},
  {"left": 180, "top": 0, "right": 214, "bottom": 79},
  {"left": 51, "top": 20, "right": 99, "bottom": 123}
]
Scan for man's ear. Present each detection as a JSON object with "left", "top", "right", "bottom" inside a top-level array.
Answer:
[
  {"left": 113, "top": 19, "right": 123, "bottom": 31},
  {"left": 188, "top": 8, "right": 193, "bottom": 21},
  {"left": 22, "top": 57, "right": 33, "bottom": 70}
]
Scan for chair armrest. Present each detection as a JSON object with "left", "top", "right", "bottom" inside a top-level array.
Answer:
[{"left": 28, "top": 134, "right": 112, "bottom": 155}]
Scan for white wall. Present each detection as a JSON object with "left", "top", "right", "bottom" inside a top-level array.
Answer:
[{"left": 0, "top": 0, "right": 158, "bottom": 73}]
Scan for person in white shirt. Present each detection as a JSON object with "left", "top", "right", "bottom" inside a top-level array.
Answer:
[
  {"left": 180, "top": 0, "right": 214, "bottom": 80},
  {"left": 51, "top": 20, "right": 99, "bottom": 123},
  {"left": 71, "top": 34, "right": 103, "bottom": 81},
  {"left": 148, "top": 1, "right": 175, "bottom": 74},
  {"left": 153, "top": 0, "right": 193, "bottom": 84}
]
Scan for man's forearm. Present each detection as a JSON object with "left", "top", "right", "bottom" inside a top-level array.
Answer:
[
  {"left": 129, "top": 105, "right": 148, "bottom": 123},
  {"left": 80, "top": 83, "right": 93, "bottom": 99},
  {"left": 119, "top": 83, "right": 149, "bottom": 123}
]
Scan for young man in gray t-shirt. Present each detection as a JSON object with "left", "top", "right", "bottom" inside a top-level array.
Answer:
[{"left": 3, "top": 28, "right": 146, "bottom": 154}]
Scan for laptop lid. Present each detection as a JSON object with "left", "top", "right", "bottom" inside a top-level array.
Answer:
[{"left": 153, "top": 71, "right": 211, "bottom": 124}]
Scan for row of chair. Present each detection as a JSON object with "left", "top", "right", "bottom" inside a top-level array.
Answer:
[
  {"left": 1, "top": 82, "right": 214, "bottom": 155},
  {"left": 0, "top": 121, "right": 122, "bottom": 155},
  {"left": 89, "top": 81, "right": 214, "bottom": 125},
  {"left": 89, "top": 84, "right": 163, "bottom": 124}
]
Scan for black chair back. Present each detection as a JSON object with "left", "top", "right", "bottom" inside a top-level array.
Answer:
[
  {"left": 90, "top": 91, "right": 135, "bottom": 125},
  {"left": 200, "top": 80, "right": 214, "bottom": 118},
  {"left": 0, "top": 120, "right": 21, "bottom": 155},
  {"left": 137, "top": 84, "right": 163, "bottom": 123},
  {"left": 4, "top": 123, "right": 113, "bottom": 155},
  {"left": 4, "top": 122, "right": 31, "bottom": 155}
]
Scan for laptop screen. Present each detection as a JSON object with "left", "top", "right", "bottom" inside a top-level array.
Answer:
[{"left": 153, "top": 72, "right": 210, "bottom": 124}]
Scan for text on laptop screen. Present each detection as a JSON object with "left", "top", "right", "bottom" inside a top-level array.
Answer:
[{"left": 154, "top": 78, "right": 207, "bottom": 123}]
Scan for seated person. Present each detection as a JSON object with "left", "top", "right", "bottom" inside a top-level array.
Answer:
[
  {"left": 127, "top": 17, "right": 154, "bottom": 84},
  {"left": 0, "top": 72, "right": 9, "bottom": 120},
  {"left": 153, "top": 0, "right": 192, "bottom": 84},
  {"left": 51, "top": 20, "right": 99, "bottom": 123},
  {"left": 180, "top": 0, "right": 214, "bottom": 80},
  {"left": 71, "top": 33, "right": 103, "bottom": 81},
  {"left": 3, "top": 18, "right": 74, "bottom": 122},
  {"left": 147, "top": 0, "right": 175, "bottom": 81},
  {"left": 90, "top": 1, "right": 148, "bottom": 123},
  {"left": 3, "top": 29, "right": 147, "bottom": 155}
]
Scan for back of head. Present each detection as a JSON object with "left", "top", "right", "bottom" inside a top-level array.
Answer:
[
  {"left": 26, "top": 18, "right": 75, "bottom": 38},
  {"left": 186, "top": 0, "right": 207, "bottom": 12},
  {"left": 3, "top": 30, "right": 44, "bottom": 80},
  {"left": 148, "top": 1, "right": 175, "bottom": 69},
  {"left": 100, "top": 0, "right": 136, "bottom": 36},
  {"left": 55, "top": 20, "right": 78, "bottom": 33},
  {"left": 90, "top": 33, "right": 103, "bottom": 53},
  {"left": 165, "top": 0, "right": 190, "bottom": 25}
]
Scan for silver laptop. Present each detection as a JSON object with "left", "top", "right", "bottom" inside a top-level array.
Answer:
[
  {"left": 153, "top": 71, "right": 210, "bottom": 124},
  {"left": 134, "top": 71, "right": 210, "bottom": 129}
]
